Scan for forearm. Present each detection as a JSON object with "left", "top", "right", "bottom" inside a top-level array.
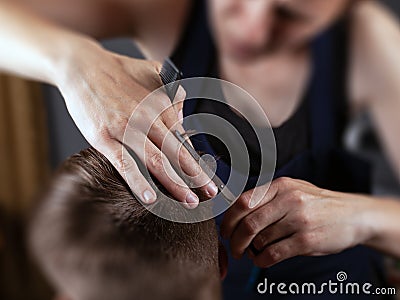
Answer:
[
  {"left": 0, "top": 1, "right": 98, "bottom": 85},
  {"left": 351, "top": 3, "right": 400, "bottom": 256},
  {"left": 361, "top": 196, "right": 400, "bottom": 258}
]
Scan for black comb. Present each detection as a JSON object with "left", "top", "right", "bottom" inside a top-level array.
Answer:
[
  {"left": 158, "top": 58, "right": 236, "bottom": 206},
  {"left": 159, "top": 58, "right": 183, "bottom": 101}
]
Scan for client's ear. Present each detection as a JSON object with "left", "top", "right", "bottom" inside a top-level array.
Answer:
[{"left": 218, "top": 241, "right": 228, "bottom": 280}]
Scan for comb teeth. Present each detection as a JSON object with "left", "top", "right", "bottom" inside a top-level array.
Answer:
[{"left": 159, "top": 58, "right": 183, "bottom": 101}]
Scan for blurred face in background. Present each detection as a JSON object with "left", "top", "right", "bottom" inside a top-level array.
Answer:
[{"left": 208, "top": 0, "right": 351, "bottom": 60}]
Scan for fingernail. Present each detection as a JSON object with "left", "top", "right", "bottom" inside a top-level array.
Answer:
[
  {"left": 206, "top": 182, "right": 218, "bottom": 197},
  {"left": 186, "top": 192, "right": 199, "bottom": 205},
  {"left": 178, "top": 110, "right": 183, "bottom": 124},
  {"left": 142, "top": 190, "right": 156, "bottom": 204}
]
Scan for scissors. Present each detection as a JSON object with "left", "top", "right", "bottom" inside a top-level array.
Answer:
[
  {"left": 159, "top": 58, "right": 236, "bottom": 205},
  {"left": 160, "top": 59, "right": 265, "bottom": 255}
]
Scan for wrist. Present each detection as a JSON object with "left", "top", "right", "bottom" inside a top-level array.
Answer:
[
  {"left": 321, "top": 189, "right": 377, "bottom": 245},
  {"left": 356, "top": 196, "right": 400, "bottom": 249},
  {"left": 363, "top": 197, "right": 400, "bottom": 257},
  {"left": 352, "top": 195, "right": 379, "bottom": 245},
  {"left": 49, "top": 32, "right": 103, "bottom": 88}
]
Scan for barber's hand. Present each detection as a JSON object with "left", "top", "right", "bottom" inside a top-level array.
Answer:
[
  {"left": 56, "top": 39, "right": 218, "bottom": 206},
  {"left": 220, "top": 177, "right": 374, "bottom": 267}
]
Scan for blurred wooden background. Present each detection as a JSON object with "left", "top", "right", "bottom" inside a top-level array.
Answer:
[{"left": 0, "top": 75, "right": 52, "bottom": 299}]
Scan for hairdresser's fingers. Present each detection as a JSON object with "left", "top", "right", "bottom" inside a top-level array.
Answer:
[
  {"left": 148, "top": 120, "right": 218, "bottom": 198},
  {"left": 125, "top": 131, "right": 199, "bottom": 207},
  {"left": 229, "top": 200, "right": 287, "bottom": 259},
  {"left": 220, "top": 183, "right": 278, "bottom": 239},
  {"left": 173, "top": 86, "right": 185, "bottom": 124},
  {"left": 252, "top": 233, "right": 308, "bottom": 268},
  {"left": 162, "top": 85, "right": 185, "bottom": 125},
  {"left": 154, "top": 85, "right": 188, "bottom": 142},
  {"left": 98, "top": 142, "right": 157, "bottom": 204},
  {"left": 149, "top": 95, "right": 217, "bottom": 199},
  {"left": 251, "top": 217, "right": 296, "bottom": 254},
  {"left": 161, "top": 87, "right": 194, "bottom": 148}
]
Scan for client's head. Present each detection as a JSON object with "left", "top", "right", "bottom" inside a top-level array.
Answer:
[{"left": 29, "top": 148, "right": 225, "bottom": 300}]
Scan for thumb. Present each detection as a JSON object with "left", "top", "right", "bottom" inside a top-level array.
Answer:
[{"left": 173, "top": 86, "right": 186, "bottom": 124}]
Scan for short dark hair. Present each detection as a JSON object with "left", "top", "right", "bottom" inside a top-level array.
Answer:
[{"left": 29, "top": 148, "right": 221, "bottom": 300}]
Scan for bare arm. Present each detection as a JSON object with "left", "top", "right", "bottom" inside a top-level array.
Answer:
[
  {"left": 0, "top": 0, "right": 138, "bottom": 83},
  {"left": 0, "top": 0, "right": 96, "bottom": 84},
  {"left": 0, "top": 0, "right": 216, "bottom": 205},
  {"left": 349, "top": 0, "right": 400, "bottom": 257},
  {"left": 8, "top": 0, "right": 136, "bottom": 38},
  {"left": 209, "top": 2, "right": 400, "bottom": 266},
  {"left": 350, "top": 1, "right": 400, "bottom": 177},
  {"left": 0, "top": 0, "right": 190, "bottom": 81}
]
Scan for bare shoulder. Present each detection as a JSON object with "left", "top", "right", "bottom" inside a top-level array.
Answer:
[
  {"left": 348, "top": 0, "right": 400, "bottom": 106},
  {"left": 132, "top": 0, "right": 193, "bottom": 60},
  {"left": 12, "top": 0, "right": 191, "bottom": 43}
]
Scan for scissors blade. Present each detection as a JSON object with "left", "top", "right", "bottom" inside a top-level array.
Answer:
[
  {"left": 173, "top": 130, "right": 236, "bottom": 205},
  {"left": 160, "top": 58, "right": 236, "bottom": 206}
]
